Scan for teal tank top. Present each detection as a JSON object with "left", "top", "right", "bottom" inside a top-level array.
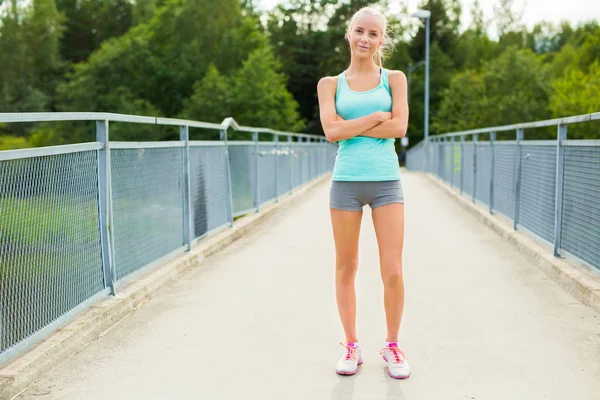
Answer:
[{"left": 332, "top": 68, "right": 400, "bottom": 181}]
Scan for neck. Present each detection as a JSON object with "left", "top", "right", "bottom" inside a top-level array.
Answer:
[{"left": 347, "top": 57, "right": 380, "bottom": 76}]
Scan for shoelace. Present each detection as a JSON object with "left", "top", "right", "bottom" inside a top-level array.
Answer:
[
  {"left": 339, "top": 341, "right": 358, "bottom": 361},
  {"left": 379, "top": 345, "right": 406, "bottom": 364}
]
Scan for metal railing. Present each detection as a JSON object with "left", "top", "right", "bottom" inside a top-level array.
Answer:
[
  {"left": 407, "top": 112, "right": 600, "bottom": 275},
  {"left": 0, "top": 112, "right": 336, "bottom": 364}
]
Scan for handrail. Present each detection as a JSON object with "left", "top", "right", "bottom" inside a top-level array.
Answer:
[
  {"left": 431, "top": 112, "right": 599, "bottom": 138},
  {"left": 0, "top": 112, "right": 324, "bottom": 139}
]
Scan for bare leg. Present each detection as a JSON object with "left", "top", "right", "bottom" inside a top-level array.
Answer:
[
  {"left": 371, "top": 203, "right": 405, "bottom": 342},
  {"left": 330, "top": 208, "right": 363, "bottom": 343}
]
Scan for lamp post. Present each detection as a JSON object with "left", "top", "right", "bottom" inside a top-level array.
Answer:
[{"left": 411, "top": 9, "right": 431, "bottom": 140}]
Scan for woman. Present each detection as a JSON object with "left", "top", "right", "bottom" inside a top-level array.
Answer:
[{"left": 316, "top": 6, "right": 410, "bottom": 379}]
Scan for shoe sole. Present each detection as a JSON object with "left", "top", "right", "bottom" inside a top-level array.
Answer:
[
  {"left": 382, "top": 355, "right": 410, "bottom": 379},
  {"left": 336, "top": 360, "right": 363, "bottom": 375}
]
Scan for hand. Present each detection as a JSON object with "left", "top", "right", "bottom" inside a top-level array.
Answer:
[{"left": 374, "top": 111, "right": 392, "bottom": 122}]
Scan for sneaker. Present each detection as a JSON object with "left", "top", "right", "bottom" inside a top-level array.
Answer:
[
  {"left": 380, "top": 342, "right": 410, "bottom": 379},
  {"left": 336, "top": 342, "right": 363, "bottom": 375}
]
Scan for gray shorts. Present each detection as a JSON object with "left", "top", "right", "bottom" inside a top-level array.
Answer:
[{"left": 329, "top": 180, "right": 404, "bottom": 211}]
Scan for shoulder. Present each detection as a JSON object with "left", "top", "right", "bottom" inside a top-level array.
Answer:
[
  {"left": 317, "top": 76, "right": 339, "bottom": 90},
  {"left": 317, "top": 76, "right": 339, "bottom": 98},
  {"left": 386, "top": 69, "right": 407, "bottom": 85}
]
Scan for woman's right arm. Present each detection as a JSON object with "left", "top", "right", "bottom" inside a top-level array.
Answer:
[{"left": 317, "top": 77, "right": 389, "bottom": 142}]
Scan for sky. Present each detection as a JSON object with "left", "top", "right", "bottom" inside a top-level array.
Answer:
[{"left": 256, "top": 0, "right": 600, "bottom": 34}]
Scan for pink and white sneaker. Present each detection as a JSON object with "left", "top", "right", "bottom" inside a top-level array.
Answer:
[
  {"left": 380, "top": 342, "right": 410, "bottom": 379},
  {"left": 336, "top": 342, "right": 363, "bottom": 375}
]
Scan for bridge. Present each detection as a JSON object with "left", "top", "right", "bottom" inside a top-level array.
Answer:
[{"left": 0, "top": 112, "right": 599, "bottom": 399}]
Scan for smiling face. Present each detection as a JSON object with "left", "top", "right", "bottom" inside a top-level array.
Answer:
[{"left": 346, "top": 12, "right": 385, "bottom": 62}]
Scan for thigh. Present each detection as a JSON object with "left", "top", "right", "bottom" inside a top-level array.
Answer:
[
  {"left": 371, "top": 203, "right": 405, "bottom": 268},
  {"left": 330, "top": 208, "right": 363, "bottom": 260}
]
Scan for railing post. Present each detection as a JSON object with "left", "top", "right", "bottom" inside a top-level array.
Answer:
[
  {"left": 490, "top": 131, "right": 496, "bottom": 214},
  {"left": 222, "top": 128, "right": 234, "bottom": 227},
  {"left": 460, "top": 135, "right": 465, "bottom": 195},
  {"left": 96, "top": 120, "right": 116, "bottom": 295},
  {"left": 514, "top": 128, "right": 524, "bottom": 230},
  {"left": 288, "top": 135, "right": 293, "bottom": 194},
  {"left": 180, "top": 126, "right": 192, "bottom": 250},
  {"left": 553, "top": 124, "right": 567, "bottom": 256},
  {"left": 274, "top": 134, "right": 279, "bottom": 202},
  {"left": 253, "top": 131, "right": 260, "bottom": 212},
  {"left": 472, "top": 133, "right": 478, "bottom": 203}
]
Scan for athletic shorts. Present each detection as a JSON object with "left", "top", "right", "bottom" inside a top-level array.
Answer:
[{"left": 329, "top": 180, "right": 404, "bottom": 211}]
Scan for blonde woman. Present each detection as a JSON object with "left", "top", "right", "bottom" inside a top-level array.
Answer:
[{"left": 317, "top": 6, "right": 410, "bottom": 379}]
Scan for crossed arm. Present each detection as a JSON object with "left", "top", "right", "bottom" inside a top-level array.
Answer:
[{"left": 316, "top": 70, "right": 409, "bottom": 142}]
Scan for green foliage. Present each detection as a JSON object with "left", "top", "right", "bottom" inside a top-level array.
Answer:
[
  {"left": 231, "top": 46, "right": 305, "bottom": 132},
  {"left": 182, "top": 48, "right": 305, "bottom": 132},
  {"left": 0, "top": 135, "right": 32, "bottom": 150},
  {"left": 55, "top": 0, "right": 133, "bottom": 63},
  {"left": 180, "top": 64, "right": 233, "bottom": 123},
  {"left": 0, "top": 0, "right": 598, "bottom": 148},
  {"left": 550, "top": 61, "right": 600, "bottom": 139},
  {"left": 434, "top": 47, "right": 552, "bottom": 135}
]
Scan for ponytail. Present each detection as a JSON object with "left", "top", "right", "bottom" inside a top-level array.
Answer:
[{"left": 373, "top": 49, "right": 383, "bottom": 67}]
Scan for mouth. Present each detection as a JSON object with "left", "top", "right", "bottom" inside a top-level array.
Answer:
[{"left": 357, "top": 45, "right": 369, "bottom": 51}]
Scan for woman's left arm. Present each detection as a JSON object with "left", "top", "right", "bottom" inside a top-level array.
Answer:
[{"left": 360, "top": 70, "right": 409, "bottom": 139}]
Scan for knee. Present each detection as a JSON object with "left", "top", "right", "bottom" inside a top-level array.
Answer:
[
  {"left": 336, "top": 257, "right": 358, "bottom": 282},
  {"left": 381, "top": 262, "right": 404, "bottom": 288}
]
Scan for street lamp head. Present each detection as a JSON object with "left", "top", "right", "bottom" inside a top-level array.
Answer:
[{"left": 412, "top": 10, "right": 431, "bottom": 19}]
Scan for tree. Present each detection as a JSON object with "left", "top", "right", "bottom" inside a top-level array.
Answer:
[
  {"left": 57, "top": 0, "right": 270, "bottom": 119},
  {"left": 454, "top": 0, "right": 498, "bottom": 71},
  {"left": 481, "top": 47, "right": 552, "bottom": 128},
  {"left": 0, "top": 0, "right": 65, "bottom": 144},
  {"left": 410, "top": 0, "right": 461, "bottom": 66},
  {"left": 432, "top": 71, "right": 486, "bottom": 133},
  {"left": 494, "top": 0, "right": 524, "bottom": 37},
  {"left": 550, "top": 61, "right": 600, "bottom": 139},
  {"left": 55, "top": 0, "right": 133, "bottom": 63},
  {"left": 231, "top": 46, "right": 305, "bottom": 132},
  {"left": 180, "top": 64, "right": 233, "bottom": 124}
]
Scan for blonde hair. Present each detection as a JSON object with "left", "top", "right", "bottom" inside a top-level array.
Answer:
[{"left": 346, "top": 7, "right": 394, "bottom": 67}]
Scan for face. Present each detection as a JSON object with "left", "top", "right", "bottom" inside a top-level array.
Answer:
[{"left": 346, "top": 13, "right": 385, "bottom": 60}]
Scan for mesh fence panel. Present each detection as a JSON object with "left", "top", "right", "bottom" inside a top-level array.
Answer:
[
  {"left": 475, "top": 143, "right": 491, "bottom": 205},
  {"left": 291, "top": 144, "right": 302, "bottom": 190},
  {"left": 310, "top": 146, "right": 318, "bottom": 179},
  {"left": 111, "top": 148, "right": 184, "bottom": 280},
  {"left": 228, "top": 145, "right": 255, "bottom": 214},
  {"left": 258, "top": 143, "right": 277, "bottom": 204},
  {"left": 437, "top": 142, "right": 446, "bottom": 179},
  {"left": 406, "top": 143, "right": 424, "bottom": 171},
  {"left": 452, "top": 143, "right": 461, "bottom": 189},
  {"left": 0, "top": 151, "right": 104, "bottom": 354},
  {"left": 462, "top": 144, "right": 475, "bottom": 196},
  {"left": 189, "top": 145, "right": 229, "bottom": 238},
  {"left": 493, "top": 143, "right": 517, "bottom": 219},
  {"left": 561, "top": 145, "right": 600, "bottom": 271},
  {"left": 519, "top": 145, "right": 557, "bottom": 243},
  {"left": 444, "top": 142, "right": 453, "bottom": 183},
  {"left": 278, "top": 144, "right": 292, "bottom": 196},
  {"left": 293, "top": 145, "right": 308, "bottom": 187}
]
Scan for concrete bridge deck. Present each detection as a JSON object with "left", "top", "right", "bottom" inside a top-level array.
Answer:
[{"left": 16, "top": 172, "right": 600, "bottom": 400}]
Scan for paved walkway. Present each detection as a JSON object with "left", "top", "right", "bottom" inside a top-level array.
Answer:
[{"left": 19, "top": 172, "right": 600, "bottom": 400}]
